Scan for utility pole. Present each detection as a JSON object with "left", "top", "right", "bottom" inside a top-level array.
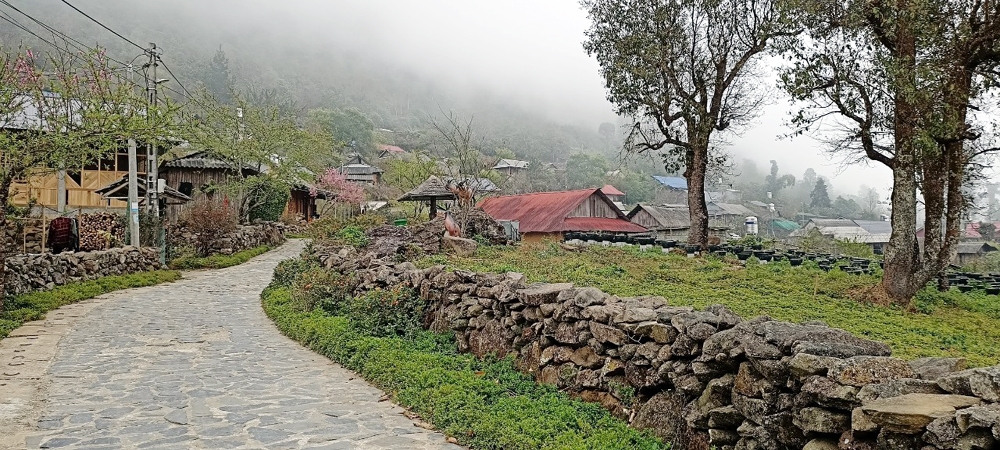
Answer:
[
  {"left": 144, "top": 43, "right": 161, "bottom": 217},
  {"left": 127, "top": 138, "right": 140, "bottom": 246}
]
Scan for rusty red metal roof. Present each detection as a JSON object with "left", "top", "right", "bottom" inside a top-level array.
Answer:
[
  {"left": 478, "top": 189, "right": 647, "bottom": 233},
  {"left": 601, "top": 184, "right": 625, "bottom": 196}
]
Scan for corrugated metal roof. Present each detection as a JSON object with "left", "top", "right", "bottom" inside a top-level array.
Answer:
[
  {"left": 709, "top": 202, "right": 755, "bottom": 217},
  {"left": 601, "top": 184, "right": 625, "bottom": 196},
  {"left": 652, "top": 175, "right": 687, "bottom": 189},
  {"left": 627, "top": 204, "right": 690, "bottom": 230},
  {"left": 771, "top": 219, "right": 800, "bottom": 231},
  {"left": 854, "top": 220, "right": 892, "bottom": 234},
  {"left": 958, "top": 242, "right": 999, "bottom": 254},
  {"left": 494, "top": 159, "right": 529, "bottom": 169},
  {"left": 339, "top": 163, "right": 384, "bottom": 175},
  {"left": 479, "top": 189, "right": 646, "bottom": 233}
]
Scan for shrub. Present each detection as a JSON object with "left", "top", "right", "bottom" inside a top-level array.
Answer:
[
  {"left": 335, "top": 225, "right": 368, "bottom": 248},
  {"left": 272, "top": 258, "right": 317, "bottom": 287},
  {"left": 261, "top": 283, "right": 664, "bottom": 449},
  {"left": 291, "top": 266, "right": 355, "bottom": 313},
  {"left": 178, "top": 197, "right": 238, "bottom": 256},
  {"left": 246, "top": 176, "right": 292, "bottom": 223},
  {"left": 346, "top": 286, "right": 425, "bottom": 337},
  {"left": 307, "top": 214, "right": 388, "bottom": 246}
]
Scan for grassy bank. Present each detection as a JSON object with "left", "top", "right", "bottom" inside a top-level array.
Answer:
[
  {"left": 169, "top": 245, "right": 272, "bottom": 270},
  {"left": 262, "top": 278, "right": 666, "bottom": 450},
  {"left": 1, "top": 270, "right": 182, "bottom": 340},
  {"left": 420, "top": 244, "right": 1000, "bottom": 367}
]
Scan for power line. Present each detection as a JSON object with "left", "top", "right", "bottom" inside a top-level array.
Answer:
[
  {"left": 57, "top": 0, "right": 144, "bottom": 51},
  {"left": 157, "top": 58, "right": 193, "bottom": 99}
]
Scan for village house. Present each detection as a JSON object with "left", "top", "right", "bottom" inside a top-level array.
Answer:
[
  {"left": 479, "top": 188, "right": 646, "bottom": 243},
  {"left": 790, "top": 218, "right": 891, "bottom": 253},
  {"left": 159, "top": 151, "right": 321, "bottom": 221},
  {"left": 338, "top": 154, "right": 384, "bottom": 185},
  {"left": 492, "top": 159, "right": 530, "bottom": 177},
  {"left": 627, "top": 203, "right": 731, "bottom": 242},
  {"left": 377, "top": 144, "right": 406, "bottom": 158},
  {"left": 955, "top": 242, "right": 1000, "bottom": 266}
]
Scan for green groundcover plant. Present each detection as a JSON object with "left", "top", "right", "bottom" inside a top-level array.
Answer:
[
  {"left": 169, "top": 245, "right": 272, "bottom": 270},
  {"left": 262, "top": 259, "right": 667, "bottom": 450}
]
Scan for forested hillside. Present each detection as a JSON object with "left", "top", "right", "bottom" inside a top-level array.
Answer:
[{"left": 0, "top": 0, "right": 613, "bottom": 165}]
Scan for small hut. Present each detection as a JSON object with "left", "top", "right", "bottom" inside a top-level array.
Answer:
[
  {"left": 398, "top": 176, "right": 456, "bottom": 219},
  {"left": 95, "top": 174, "right": 193, "bottom": 209}
]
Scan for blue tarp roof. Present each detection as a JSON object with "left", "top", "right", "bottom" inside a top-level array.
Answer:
[{"left": 652, "top": 176, "right": 688, "bottom": 189}]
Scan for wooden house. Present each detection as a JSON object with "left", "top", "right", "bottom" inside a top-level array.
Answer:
[
  {"left": 159, "top": 151, "right": 320, "bottom": 221},
  {"left": 10, "top": 146, "right": 149, "bottom": 212},
  {"left": 338, "top": 154, "right": 383, "bottom": 185},
  {"left": 493, "top": 159, "right": 529, "bottom": 176},
  {"left": 478, "top": 188, "right": 646, "bottom": 243},
  {"left": 627, "top": 203, "right": 728, "bottom": 241}
]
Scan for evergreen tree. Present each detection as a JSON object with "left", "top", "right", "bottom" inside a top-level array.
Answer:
[
  {"left": 204, "top": 46, "right": 233, "bottom": 104},
  {"left": 810, "top": 178, "right": 831, "bottom": 209}
]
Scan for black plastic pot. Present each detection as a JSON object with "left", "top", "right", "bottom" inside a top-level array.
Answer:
[{"left": 788, "top": 258, "right": 803, "bottom": 266}]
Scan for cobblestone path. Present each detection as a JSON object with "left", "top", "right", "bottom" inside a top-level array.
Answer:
[{"left": 0, "top": 240, "right": 461, "bottom": 449}]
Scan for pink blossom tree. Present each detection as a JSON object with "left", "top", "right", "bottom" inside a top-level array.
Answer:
[{"left": 313, "top": 168, "right": 365, "bottom": 216}]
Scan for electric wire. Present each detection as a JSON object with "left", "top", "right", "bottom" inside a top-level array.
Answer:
[{"left": 57, "top": 0, "right": 145, "bottom": 51}]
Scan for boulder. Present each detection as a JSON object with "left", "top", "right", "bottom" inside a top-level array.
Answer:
[
  {"left": 793, "top": 407, "right": 850, "bottom": 434},
  {"left": 855, "top": 378, "right": 944, "bottom": 403},
  {"left": 517, "top": 283, "right": 573, "bottom": 306},
  {"left": 802, "top": 438, "right": 840, "bottom": 450},
  {"left": 909, "top": 357, "right": 967, "bottom": 380},
  {"left": 787, "top": 353, "right": 841, "bottom": 379},
  {"left": 634, "top": 321, "right": 677, "bottom": 344},
  {"left": 589, "top": 322, "right": 627, "bottom": 346},
  {"left": 860, "top": 393, "right": 982, "bottom": 434},
  {"left": 828, "top": 356, "right": 914, "bottom": 387}
]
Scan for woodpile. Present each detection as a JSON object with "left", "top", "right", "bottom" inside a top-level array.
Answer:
[{"left": 78, "top": 212, "right": 125, "bottom": 251}]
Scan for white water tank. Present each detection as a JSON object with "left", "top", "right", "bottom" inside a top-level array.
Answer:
[{"left": 745, "top": 216, "right": 759, "bottom": 235}]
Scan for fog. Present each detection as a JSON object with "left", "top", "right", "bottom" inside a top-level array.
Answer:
[{"left": 23, "top": 0, "right": 992, "bottom": 197}]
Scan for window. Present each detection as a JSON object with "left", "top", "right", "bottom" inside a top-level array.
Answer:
[{"left": 178, "top": 182, "right": 193, "bottom": 197}]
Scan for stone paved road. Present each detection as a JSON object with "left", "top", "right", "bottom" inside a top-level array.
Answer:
[{"left": 1, "top": 240, "right": 462, "bottom": 450}]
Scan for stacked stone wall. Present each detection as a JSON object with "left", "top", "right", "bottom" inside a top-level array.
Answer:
[
  {"left": 4, "top": 247, "right": 163, "bottom": 296},
  {"left": 170, "top": 222, "right": 285, "bottom": 256},
  {"left": 317, "top": 243, "right": 999, "bottom": 450}
]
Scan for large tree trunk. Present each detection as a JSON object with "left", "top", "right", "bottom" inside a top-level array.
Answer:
[
  {"left": 880, "top": 1, "right": 922, "bottom": 304},
  {"left": 685, "top": 143, "right": 710, "bottom": 249}
]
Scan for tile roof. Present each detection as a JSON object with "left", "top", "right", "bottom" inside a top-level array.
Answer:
[
  {"left": 479, "top": 189, "right": 646, "bottom": 234},
  {"left": 161, "top": 151, "right": 255, "bottom": 171}
]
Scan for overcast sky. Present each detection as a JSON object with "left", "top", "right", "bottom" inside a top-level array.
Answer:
[
  {"left": 43, "top": 0, "right": 922, "bottom": 197},
  {"left": 265, "top": 0, "right": 897, "bottom": 196}
]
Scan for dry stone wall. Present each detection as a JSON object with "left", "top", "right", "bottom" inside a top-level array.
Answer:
[
  {"left": 4, "top": 247, "right": 164, "bottom": 296},
  {"left": 170, "top": 222, "right": 285, "bottom": 256},
  {"left": 317, "top": 242, "right": 998, "bottom": 450}
]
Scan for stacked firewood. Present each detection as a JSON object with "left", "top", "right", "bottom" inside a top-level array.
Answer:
[{"left": 78, "top": 212, "right": 125, "bottom": 251}]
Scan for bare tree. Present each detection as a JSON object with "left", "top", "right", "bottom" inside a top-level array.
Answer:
[
  {"left": 429, "top": 111, "right": 500, "bottom": 231},
  {"left": 583, "top": 0, "right": 793, "bottom": 248}
]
